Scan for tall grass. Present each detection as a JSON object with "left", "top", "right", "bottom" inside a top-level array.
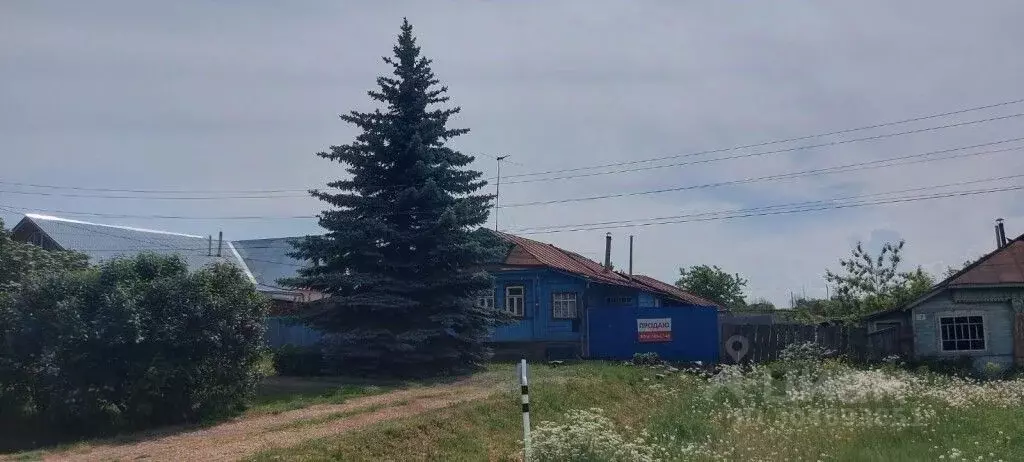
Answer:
[{"left": 250, "top": 361, "right": 1024, "bottom": 461}]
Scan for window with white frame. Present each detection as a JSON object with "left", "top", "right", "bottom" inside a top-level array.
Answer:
[
  {"left": 939, "top": 315, "right": 986, "bottom": 352},
  {"left": 505, "top": 286, "right": 525, "bottom": 317},
  {"left": 552, "top": 292, "right": 578, "bottom": 319},
  {"left": 475, "top": 290, "right": 495, "bottom": 310}
]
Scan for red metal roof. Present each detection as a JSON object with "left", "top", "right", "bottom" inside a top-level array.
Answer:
[
  {"left": 949, "top": 236, "right": 1024, "bottom": 286},
  {"left": 493, "top": 231, "right": 717, "bottom": 307},
  {"left": 628, "top": 274, "right": 719, "bottom": 307}
]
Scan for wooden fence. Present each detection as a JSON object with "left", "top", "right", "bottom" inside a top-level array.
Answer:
[{"left": 719, "top": 323, "right": 909, "bottom": 364}]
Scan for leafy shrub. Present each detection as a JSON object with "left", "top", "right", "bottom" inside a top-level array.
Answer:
[
  {"left": 531, "top": 408, "right": 668, "bottom": 462},
  {"left": 274, "top": 345, "right": 324, "bottom": 376},
  {"left": 779, "top": 341, "right": 831, "bottom": 363},
  {"left": 903, "top": 355, "right": 976, "bottom": 378},
  {"left": 632, "top": 352, "right": 662, "bottom": 366},
  {"left": 0, "top": 254, "right": 268, "bottom": 438},
  {"left": 771, "top": 341, "right": 833, "bottom": 378}
]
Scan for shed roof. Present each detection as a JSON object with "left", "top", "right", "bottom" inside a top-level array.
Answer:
[
  {"left": 231, "top": 237, "right": 308, "bottom": 294},
  {"left": 12, "top": 213, "right": 256, "bottom": 284},
  {"left": 491, "top": 231, "right": 717, "bottom": 307}
]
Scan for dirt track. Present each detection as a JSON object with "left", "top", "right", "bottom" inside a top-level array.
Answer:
[{"left": 37, "top": 376, "right": 501, "bottom": 462}]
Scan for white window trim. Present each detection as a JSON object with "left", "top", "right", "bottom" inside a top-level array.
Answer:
[
  {"left": 505, "top": 286, "right": 525, "bottom": 317},
  {"left": 476, "top": 291, "right": 495, "bottom": 310},
  {"left": 552, "top": 292, "right": 578, "bottom": 319},
  {"left": 935, "top": 312, "right": 989, "bottom": 353}
]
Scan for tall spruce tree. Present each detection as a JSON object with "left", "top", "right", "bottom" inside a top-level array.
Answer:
[{"left": 285, "top": 19, "right": 504, "bottom": 377}]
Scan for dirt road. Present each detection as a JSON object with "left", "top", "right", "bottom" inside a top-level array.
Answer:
[{"left": 38, "top": 375, "right": 502, "bottom": 461}]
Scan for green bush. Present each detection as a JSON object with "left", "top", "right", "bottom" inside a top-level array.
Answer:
[
  {"left": 274, "top": 345, "right": 324, "bottom": 376},
  {"left": 631, "top": 352, "right": 662, "bottom": 366},
  {"left": 0, "top": 254, "right": 268, "bottom": 438}
]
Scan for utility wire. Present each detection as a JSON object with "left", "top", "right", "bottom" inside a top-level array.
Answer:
[
  {"left": 511, "top": 185, "right": 1024, "bottom": 235},
  {"left": 3, "top": 99, "right": 1023, "bottom": 195},
  {"left": 10, "top": 180, "right": 1022, "bottom": 248},
  {"left": 500, "top": 98, "right": 1024, "bottom": 179},
  {"left": 499, "top": 139, "right": 1024, "bottom": 208},
  {"left": 3, "top": 136, "right": 1020, "bottom": 218},
  {"left": 510, "top": 174, "right": 1024, "bottom": 232},
  {"left": 502, "top": 113, "right": 1024, "bottom": 184}
]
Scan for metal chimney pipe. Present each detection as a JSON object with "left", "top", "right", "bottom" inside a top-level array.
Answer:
[
  {"left": 628, "top": 235, "right": 634, "bottom": 276},
  {"left": 997, "top": 218, "right": 1007, "bottom": 247},
  {"left": 604, "top": 232, "right": 612, "bottom": 270},
  {"left": 217, "top": 231, "right": 223, "bottom": 257}
]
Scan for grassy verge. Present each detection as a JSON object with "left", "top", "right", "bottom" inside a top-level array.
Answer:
[
  {"left": 249, "top": 363, "right": 675, "bottom": 461},
  {"left": 250, "top": 377, "right": 395, "bottom": 416},
  {"left": 1, "top": 375, "right": 399, "bottom": 459},
  {"left": 249, "top": 361, "right": 1024, "bottom": 461}
]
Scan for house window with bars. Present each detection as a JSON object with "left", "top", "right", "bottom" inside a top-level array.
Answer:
[
  {"left": 552, "top": 292, "right": 578, "bottom": 319},
  {"left": 939, "top": 315, "right": 986, "bottom": 352}
]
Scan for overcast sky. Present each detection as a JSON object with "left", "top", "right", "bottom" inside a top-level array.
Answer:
[{"left": 4, "top": 1, "right": 1024, "bottom": 306}]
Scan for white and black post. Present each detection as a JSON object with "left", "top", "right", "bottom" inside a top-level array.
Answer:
[{"left": 518, "top": 358, "right": 531, "bottom": 459}]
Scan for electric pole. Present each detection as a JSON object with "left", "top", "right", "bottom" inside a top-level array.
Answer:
[{"left": 494, "top": 155, "right": 509, "bottom": 231}]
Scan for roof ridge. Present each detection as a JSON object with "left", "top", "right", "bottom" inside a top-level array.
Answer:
[
  {"left": 25, "top": 213, "right": 205, "bottom": 238},
  {"left": 942, "top": 233, "right": 1024, "bottom": 287}
]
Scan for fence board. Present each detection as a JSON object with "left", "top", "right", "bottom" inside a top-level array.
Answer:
[{"left": 720, "top": 322, "right": 903, "bottom": 364}]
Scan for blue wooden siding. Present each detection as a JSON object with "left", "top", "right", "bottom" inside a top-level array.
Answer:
[
  {"left": 265, "top": 316, "right": 322, "bottom": 348},
  {"left": 912, "top": 287, "right": 1018, "bottom": 370},
  {"left": 490, "top": 268, "right": 586, "bottom": 342},
  {"left": 587, "top": 305, "right": 719, "bottom": 361}
]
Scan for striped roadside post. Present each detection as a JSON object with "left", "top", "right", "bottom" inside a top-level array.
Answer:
[{"left": 518, "top": 358, "right": 531, "bottom": 459}]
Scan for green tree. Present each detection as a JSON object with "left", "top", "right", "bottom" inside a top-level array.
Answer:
[
  {"left": 0, "top": 254, "right": 267, "bottom": 438},
  {"left": 745, "top": 297, "right": 777, "bottom": 312},
  {"left": 943, "top": 258, "right": 975, "bottom": 278},
  {"left": 285, "top": 20, "right": 504, "bottom": 377},
  {"left": 825, "top": 240, "right": 934, "bottom": 318},
  {"left": 789, "top": 296, "right": 841, "bottom": 323},
  {"left": 0, "top": 218, "right": 88, "bottom": 297},
  {"left": 675, "top": 265, "right": 748, "bottom": 310}
]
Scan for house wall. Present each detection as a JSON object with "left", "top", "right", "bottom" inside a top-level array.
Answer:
[
  {"left": 10, "top": 220, "right": 60, "bottom": 250},
  {"left": 912, "top": 287, "right": 1019, "bottom": 370},
  {"left": 490, "top": 268, "right": 588, "bottom": 343}
]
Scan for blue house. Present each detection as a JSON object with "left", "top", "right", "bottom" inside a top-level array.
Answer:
[{"left": 483, "top": 232, "right": 719, "bottom": 360}]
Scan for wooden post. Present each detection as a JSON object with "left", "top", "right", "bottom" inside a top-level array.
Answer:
[
  {"left": 1015, "top": 313, "right": 1024, "bottom": 367},
  {"left": 518, "top": 359, "right": 531, "bottom": 460}
]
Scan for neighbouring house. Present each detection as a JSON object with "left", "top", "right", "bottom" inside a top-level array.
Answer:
[
  {"left": 8, "top": 214, "right": 322, "bottom": 310},
  {"left": 484, "top": 231, "right": 720, "bottom": 360},
  {"left": 232, "top": 237, "right": 325, "bottom": 314},
  {"left": 10, "top": 213, "right": 256, "bottom": 281},
  {"left": 866, "top": 220, "right": 1024, "bottom": 371}
]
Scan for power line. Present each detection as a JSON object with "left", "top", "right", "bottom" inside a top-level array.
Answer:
[
  {"left": 500, "top": 97, "right": 1024, "bottom": 179},
  {"left": 510, "top": 184, "right": 1024, "bottom": 235},
  {"left": 510, "top": 174, "right": 1024, "bottom": 232},
  {"left": 3, "top": 99, "right": 1023, "bottom": 197},
  {"left": 501, "top": 113, "right": 1024, "bottom": 184},
  {"left": 1, "top": 138, "right": 1019, "bottom": 222},
  {"left": 498, "top": 138, "right": 1024, "bottom": 208},
  {"left": 9, "top": 180, "right": 1021, "bottom": 247}
]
